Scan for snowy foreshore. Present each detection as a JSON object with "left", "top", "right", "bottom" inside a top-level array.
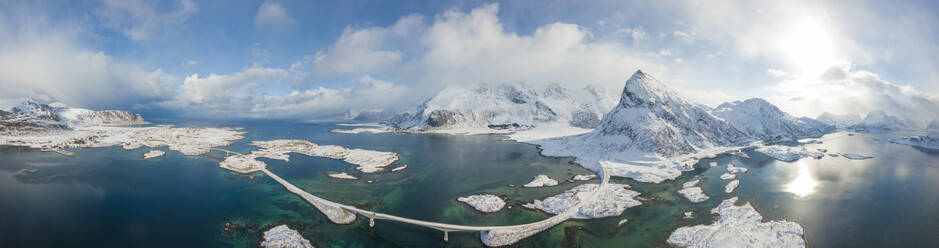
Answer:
[
  {"left": 667, "top": 197, "right": 806, "bottom": 248},
  {"left": 457, "top": 194, "right": 506, "bottom": 213},
  {"left": 217, "top": 139, "right": 400, "bottom": 174}
]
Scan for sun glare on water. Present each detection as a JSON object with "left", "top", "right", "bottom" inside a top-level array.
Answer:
[{"left": 785, "top": 160, "right": 819, "bottom": 198}]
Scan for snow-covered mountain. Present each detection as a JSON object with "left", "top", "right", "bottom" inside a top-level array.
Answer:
[
  {"left": 712, "top": 98, "right": 834, "bottom": 142},
  {"left": 538, "top": 70, "right": 749, "bottom": 158},
  {"left": 850, "top": 110, "right": 911, "bottom": 132},
  {"left": 0, "top": 98, "right": 147, "bottom": 133},
  {"left": 386, "top": 83, "right": 618, "bottom": 132},
  {"left": 816, "top": 112, "right": 862, "bottom": 129}
]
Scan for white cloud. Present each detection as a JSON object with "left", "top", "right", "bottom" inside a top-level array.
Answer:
[
  {"left": 770, "top": 63, "right": 939, "bottom": 124},
  {"left": 182, "top": 60, "right": 199, "bottom": 67},
  {"left": 659, "top": 48, "right": 673, "bottom": 57},
  {"left": 767, "top": 69, "right": 788, "bottom": 77},
  {"left": 308, "top": 15, "right": 424, "bottom": 79},
  {"left": 0, "top": 11, "right": 176, "bottom": 110},
  {"left": 254, "top": 1, "right": 294, "bottom": 30},
  {"left": 94, "top": 0, "right": 197, "bottom": 41}
]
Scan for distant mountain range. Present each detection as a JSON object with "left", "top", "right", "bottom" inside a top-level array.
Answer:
[
  {"left": 390, "top": 70, "right": 835, "bottom": 156},
  {"left": 386, "top": 83, "right": 618, "bottom": 131},
  {"left": 817, "top": 110, "right": 917, "bottom": 132},
  {"left": 0, "top": 98, "right": 147, "bottom": 133}
]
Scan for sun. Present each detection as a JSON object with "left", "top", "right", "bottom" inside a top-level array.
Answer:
[{"left": 777, "top": 16, "right": 835, "bottom": 74}]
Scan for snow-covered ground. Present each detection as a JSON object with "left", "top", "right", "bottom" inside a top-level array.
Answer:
[
  {"left": 890, "top": 132, "right": 939, "bottom": 150},
  {"left": 219, "top": 140, "right": 400, "bottom": 174},
  {"left": 327, "top": 172, "right": 358, "bottom": 180},
  {"left": 260, "top": 224, "right": 315, "bottom": 248},
  {"left": 523, "top": 174, "right": 559, "bottom": 187},
  {"left": 0, "top": 125, "right": 245, "bottom": 156},
  {"left": 724, "top": 180, "right": 740, "bottom": 194},
  {"left": 678, "top": 187, "right": 709, "bottom": 203},
  {"left": 522, "top": 183, "right": 641, "bottom": 219},
  {"left": 677, "top": 179, "right": 709, "bottom": 203},
  {"left": 572, "top": 174, "right": 597, "bottom": 181},
  {"left": 391, "top": 164, "right": 407, "bottom": 172},
  {"left": 329, "top": 127, "right": 391, "bottom": 134},
  {"left": 720, "top": 173, "right": 736, "bottom": 180},
  {"left": 755, "top": 145, "right": 824, "bottom": 162},
  {"left": 841, "top": 153, "right": 874, "bottom": 160},
  {"left": 457, "top": 194, "right": 506, "bottom": 213},
  {"left": 143, "top": 150, "right": 165, "bottom": 159},
  {"left": 667, "top": 197, "right": 806, "bottom": 248},
  {"left": 725, "top": 164, "right": 749, "bottom": 174}
]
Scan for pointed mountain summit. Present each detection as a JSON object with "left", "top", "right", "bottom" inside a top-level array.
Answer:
[{"left": 592, "top": 70, "right": 748, "bottom": 156}]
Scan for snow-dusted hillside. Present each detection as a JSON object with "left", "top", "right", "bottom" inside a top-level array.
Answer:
[
  {"left": 850, "top": 110, "right": 912, "bottom": 132},
  {"left": 386, "top": 83, "right": 617, "bottom": 132},
  {"left": 0, "top": 98, "right": 147, "bottom": 133},
  {"left": 816, "top": 112, "right": 862, "bottom": 129},
  {"left": 712, "top": 98, "right": 834, "bottom": 142}
]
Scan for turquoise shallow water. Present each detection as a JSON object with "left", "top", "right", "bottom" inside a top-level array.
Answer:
[{"left": 0, "top": 120, "right": 937, "bottom": 247}]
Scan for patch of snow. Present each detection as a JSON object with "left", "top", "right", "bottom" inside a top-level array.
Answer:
[
  {"left": 143, "top": 150, "right": 165, "bottom": 159},
  {"left": 682, "top": 179, "right": 701, "bottom": 188},
  {"left": 523, "top": 183, "right": 641, "bottom": 219},
  {"left": 841, "top": 153, "right": 874, "bottom": 160},
  {"left": 457, "top": 194, "right": 506, "bottom": 213},
  {"left": 523, "top": 174, "right": 559, "bottom": 187},
  {"left": 667, "top": 197, "right": 806, "bottom": 248},
  {"left": 327, "top": 172, "right": 358, "bottom": 180},
  {"left": 329, "top": 127, "right": 391, "bottom": 134},
  {"left": 678, "top": 187, "right": 709, "bottom": 203},
  {"left": 755, "top": 145, "right": 824, "bottom": 162},
  {"left": 720, "top": 173, "right": 736, "bottom": 180},
  {"left": 618, "top": 218, "right": 629, "bottom": 226},
  {"left": 572, "top": 174, "right": 597, "bottom": 181},
  {"left": 260, "top": 224, "right": 314, "bottom": 248},
  {"left": 725, "top": 164, "right": 749, "bottom": 174},
  {"left": 724, "top": 180, "right": 740, "bottom": 194},
  {"left": 890, "top": 132, "right": 939, "bottom": 150},
  {"left": 391, "top": 164, "right": 407, "bottom": 172}
]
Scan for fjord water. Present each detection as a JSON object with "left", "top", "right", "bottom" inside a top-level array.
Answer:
[{"left": 0, "top": 121, "right": 936, "bottom": 247}]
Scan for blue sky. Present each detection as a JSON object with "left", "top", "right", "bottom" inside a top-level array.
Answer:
[{"left": 1, "top": 0, "right": 937, "bottom": 123}]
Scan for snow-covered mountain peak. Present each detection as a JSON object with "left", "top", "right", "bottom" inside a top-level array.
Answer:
[
  {"left": 0, "top": 98, "right": 147, "bottom": 132},
  {"left": 712, "top": 98, "right": 833, "bottom": 142},
  {"left": 619, "top": 70, "right": 692, "bottom": 109}
]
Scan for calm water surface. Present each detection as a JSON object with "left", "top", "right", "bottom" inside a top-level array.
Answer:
[{"left": 0, "top": 121, "right": 936, "bottom": 247}]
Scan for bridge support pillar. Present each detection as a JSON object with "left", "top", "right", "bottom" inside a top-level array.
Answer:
[
  {"left": 444, "top": 231, "right": 448, "bottom": 242},
  {"left": 369, "top": 217, "right": 375, "bottom": 228}
]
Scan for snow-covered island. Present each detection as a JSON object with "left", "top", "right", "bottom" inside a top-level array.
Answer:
[
  {"left": 755, "top": 145, "right": 824, "bottom": 162},
  {"left": 667, "top": 197, "right": 806, "bottom": 248},
  {"left": 143, "top": 150, "right": 165, "bottom": 159},
  {"left": 572, "top": 174, "right": 597, "bottom": 181},
  {"left": 890, "top": 132, "right": 939, "bottom": 150},
  {"left": 677, "top": 180, "right": 709, "bottom": 203},
  {"left": 327, "top": 172, "right": 358, "bottom": 180},
  {"left": 842, "top": 153, "right": 874, "bottom": 160},
  {"left": 260, "top": 224, "right": 315, "bottom": 248},
  {"left": 457, "top": 194, "right": 506, "bottom": 213},
  {"left": 523, "top": 174, "right": 559, "bottom": 187},
  {"left": 0, "top": 99, "right": 247, "bottom": 157},
  {"left": 217, "top": 139, "right": 400, "bottom": 174},
  {"left": 720, "top": 173, "right": 736, "bottom": 180},
  {"left": 522, "top": 183, "right": 641, "bottom": 219},
  {"left": 724, "top": 179, "right": 740, "bottom": 194}
]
